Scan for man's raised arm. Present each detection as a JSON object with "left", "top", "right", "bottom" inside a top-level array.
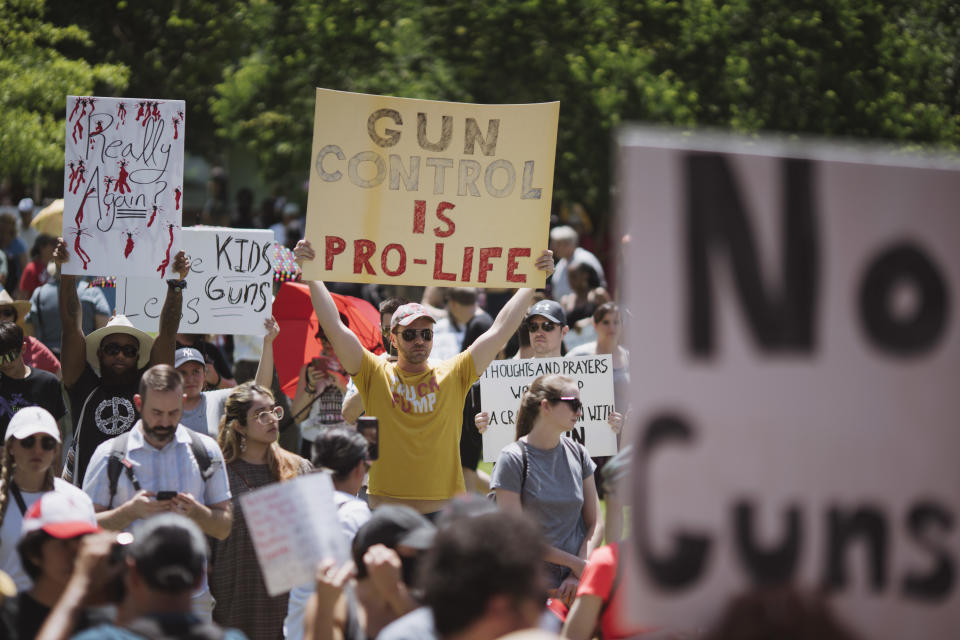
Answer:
[
  {"left": 294, "top": 240, "right": 364, "bottom": 375},
  {"left": 468, "top": 249, "right": 554, "bottom": 375},
  {"left": 150, "top": 250, "right": 190, "bottom": 367},
  {"left": 52, "top": 239, "right": 86, "bottom": 387}
]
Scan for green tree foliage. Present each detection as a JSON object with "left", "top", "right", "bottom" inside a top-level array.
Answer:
[
  {"left": 210, "top": 0, "right": 960, "bottom": 219},
  {"left": 0, "top": 0, "right": 127, "bottom": 184}
]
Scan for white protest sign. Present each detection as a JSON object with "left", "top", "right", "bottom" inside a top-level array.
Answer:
[
  {"left": 240, "top": 472, "right": 349, "bottom": 597},
  {"left": 480, "top": 355, "right": 617, "bottom": 462},
  {"left": 63, "top": 96, "right": 184, "bottom": 278},
  {"left": 117, "top": 227, "right": 275, "bottom": 335},
  {"left": 618, "top": 129, "right": 960, "bottom": 639}
]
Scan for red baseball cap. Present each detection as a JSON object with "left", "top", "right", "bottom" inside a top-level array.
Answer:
[{"left": 21, "top": 492, "right": 100, "bottom": 539}]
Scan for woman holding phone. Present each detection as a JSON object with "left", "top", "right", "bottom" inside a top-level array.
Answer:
[
  {"left": 292, "top": 324, "right": 351, "bottom": 457},
  {"left": 490, "top": 374, "right": 601, "bottom": 609}
]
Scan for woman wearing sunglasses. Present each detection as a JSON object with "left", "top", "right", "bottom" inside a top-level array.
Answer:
[
  {"left": 211, "top": 381, "right": 313, "bottom": 639},
  {"left": 490, "top": 374, "right": 601, "bottom": 612},
  {"left": 0, "top": 406, "right": 94, "bottom": 591}
]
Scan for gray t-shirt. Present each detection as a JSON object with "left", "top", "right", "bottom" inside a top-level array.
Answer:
[
  {"left": 180, "top": 388, "right": 233, "bottom": 437},
  {"left": 491, "top": 437, "right": 596, "bottom": 587},
  {"left": 377, "top": 606, "right": 437, "bottom": 640}
]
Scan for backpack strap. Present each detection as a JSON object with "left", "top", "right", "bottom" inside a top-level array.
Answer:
[
  {"left": 185, "top": 429, "right": 214, "bottom": 480},
  {"left": 106, "top": 431, "right": 137, "bottom": 509},
  {"left": 519, "top": 441, "right": 528, "bottom": 505},
  {"left": 65, "top": 385, "right": 100, "bottom": 486}
]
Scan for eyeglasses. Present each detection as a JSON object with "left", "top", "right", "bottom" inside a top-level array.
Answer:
[
  {"left": 0, "top": 349, "right": 20, "bottom": 364},
  {"left": 396, "top": 328, "right": 433, "bottom": 342},
  {"left": 102, "top": 343, "right": 139, "bottom": 358},
  {"left": 527, "top": 321, "right": 558, "bottom": 333},
  {"left": 0, "top": 308, "right": 16, "bottom": 319},
  {"left": 254, "top": 406, "right": 284, "bottom": 425},
  {"left": 18, "top": 435, "right": 57, "bottom": 451},
  {"left": 549, "top": 396, "right": 582, "bottom": 413}
]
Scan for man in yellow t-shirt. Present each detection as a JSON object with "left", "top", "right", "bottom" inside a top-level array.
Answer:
[{"left": 294, "top": 239, "right": 554, "bottom": 516}]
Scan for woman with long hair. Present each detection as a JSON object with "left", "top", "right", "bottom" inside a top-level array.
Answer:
[
  {"left": 490, "top": 374, "right": 601, "bottom": 609},
  {"left": 210, "top": 381, "right": 313, "bottom": 639},
  {"left": 0, "top": 406, "right": 93, "bottom": 591},
  {"left": 567, "top": 302, "right": 630, "bottom": 420}
]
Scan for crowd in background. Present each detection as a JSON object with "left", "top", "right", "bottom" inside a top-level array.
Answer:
[{"left": 0, "top": 186, "right": 859, "bottom": 640}]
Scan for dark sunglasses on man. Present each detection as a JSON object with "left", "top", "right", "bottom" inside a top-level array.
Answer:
[
  {"left": 396, "top": 328, "right": 433, "bottom": 342},
  {"left": 101, "top": 343, "right": 139, "bottom": 358},
  {"left": 527, "top": 320, "right": 558, "bottom": 333}
]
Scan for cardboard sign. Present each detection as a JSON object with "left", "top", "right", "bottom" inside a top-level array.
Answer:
[
  {"left": 117, "top": 227, "right": 274, "bottom": 334},
  {"left": 480, "top": 355, "right": 617, "bottom": 462},
  {"left": 240, "top": 472, "right": 349, "bottom": 597},
  {"left": 302, "top": 89, "right": 559, "bottom": 288},
  {"left": 62, "top": 96, "right": 184, "bottom": 278},
  {"left": 618, "top": 129, "right": 960, "bottom": 639}
]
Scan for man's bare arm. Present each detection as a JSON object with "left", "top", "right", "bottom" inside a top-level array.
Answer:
[
  {"left": 52, "top": 239, "right": 86, "bottom": 387},
  {"left": 150, "top": 251, "right": 190, "bottom": 367}
]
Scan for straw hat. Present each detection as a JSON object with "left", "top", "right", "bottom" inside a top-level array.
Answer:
[
  {"left": 0, "top": 290, "right": 32, "bottom": 332},
  {"left": 85, "top": 315, "right": 154, "bottom": 374}
]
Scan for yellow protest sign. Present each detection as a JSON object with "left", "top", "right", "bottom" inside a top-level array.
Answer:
[{"left": 302, "top": 89, "right": 559, "bottom": 287}]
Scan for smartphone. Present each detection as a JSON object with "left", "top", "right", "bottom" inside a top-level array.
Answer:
[
  {"left": 357, "top": 416, "right": 379, "bottom": 461},
  {"left": 311, "top": 356, "right": 330, "bottom": 376},
  {"left": 156, "top": 491, "right": 177, "bottom": 501}
]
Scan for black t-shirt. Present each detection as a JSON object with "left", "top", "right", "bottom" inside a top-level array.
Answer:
[
  {"left": 0, "top": 591, "right": 106, "bottom": 639},
  {"left": 67, "top": 363, "right": 145, "bottom": 485},
  {"left": 0, "top": 368, "right": 67, "bottom": 439}
]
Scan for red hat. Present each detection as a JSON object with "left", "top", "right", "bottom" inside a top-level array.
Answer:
[
  {"left": 390, "top": 303, "right": 436, "bottom": 331},
  {"left": 21, "top": 492, "right": 99, "bottom": 539}
]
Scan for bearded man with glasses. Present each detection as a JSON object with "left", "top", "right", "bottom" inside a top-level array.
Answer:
[
  {"left": 52, "top": 238, "right": 191, "bottom": 487},
  {"left": 294, "top": 239, "right": 554, "bottom": 518}
]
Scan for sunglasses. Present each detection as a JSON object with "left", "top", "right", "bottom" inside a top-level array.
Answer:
[
  {"left": 19, "top": 435, "right": 57, "bottom": 451},
  {"left": 254, "top": 406, "right": 284, "bottom": 425},
  {"left": 396, "top": 328, "right": 433, "bottom": 342},
  {"left": 102, "top": 343, "right": 139, "bottom": 358},
  {"left": 527, "top": 321, "right": 558, "bottom": 333},
  {"left": 0, "top": 349, "right": 20, "bottom": 364},
  {"left": 549, "top": 396, "right": 583, "bottom": 413}
]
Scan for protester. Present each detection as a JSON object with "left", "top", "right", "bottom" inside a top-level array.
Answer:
[
  {"left": 54, "top": 238, "right": 189, "bottom": 485},
  {"left": 491, "top": 374, "right": 601, "bottom": 609},
  {"left": 17, "top": 234, "right": 56, "bottom": 300},
  {"left": 304, "top": 505, "right": 436, "bottom": 640},
  {"left": 292, "top": 323, "right": 352, "bottom": 457},
  {"left": 0, "top": 290, "right": 61, "bottom": 376},
  {"left": 296, "top": 238, "right": 554, "bottom": 515},
  {"left": 176, "top": 333, "right": 237, "bottom": 391},
  {"left": 81, "top": 365, "right": 232, "bottom": 620},
  {"left": 0, "top": 212, "right": 27, "bottom": 294},
  {"left": 0, "top": 408, "right": 92, "bottom": 591},
  {"left": 15, "top": 198, "right": 37, "bottom": 262},
  {"left": 52, "top": 514, "right": 248, "bottom": 639},
  {"left": 561, "top": 446, "right": 650, "bottom": 640},
  {"left": 28, "top": 275, "right": 110, "bottom": 358},
  {"left": 559, "top": 261, "right": 609, "bottom": 352},
  {"left": 285, "top": 427, "right": 372, "bottom": 640},
  {"left": 566, "top": 303, "right": 630, "bottom": 413},
  {"left": 0, "top": 322, "right": 66, "bottom": 441},
  {"left": 422, "top": 287, "right": 493, "bottom": 361},
  {"left": 211, "top": 381, "right": 313, "bottom": 639},
  {"left": 421, "top": 511, "right": 549, "bottom": 640},
  {"left": 548, "top": 226, "right": 605, "bottom": 300},
  {"left": 0, "top": 491, "right": 101, "bottom": 639}
]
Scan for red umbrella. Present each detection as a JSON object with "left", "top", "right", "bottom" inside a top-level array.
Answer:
[{"left": 271, "top": 282, "right": 384, "bottom": 399}]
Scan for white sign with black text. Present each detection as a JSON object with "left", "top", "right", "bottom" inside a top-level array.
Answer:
[
  {"left": 480, "top": 354, "right": 617, "bottom": 462},
  {"left": 117, "top": 226, "right": 275, "bottom": 335},
  {"left": 618, "top": 129, "right": 960, "bottom": 639}
]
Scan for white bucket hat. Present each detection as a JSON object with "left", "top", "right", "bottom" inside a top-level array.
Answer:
[{"left": 85, "top": 315, "right": 154, "bottom": 374}]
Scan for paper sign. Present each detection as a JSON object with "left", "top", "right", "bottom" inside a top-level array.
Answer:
[
  {"left": 302, "top": 89, "right": 558, "bottom": 288},
  {"left": 240, "top": 472, "right": 349, "bottom": 597},
  {"left": 116, "top": 227, "right": 274, "bottom": 335},
  {"left": 618, "top": 129, "right": 960, "bottom": 639},
  {"left": 480, "top": 355, "right": 617, "bottom": 462},
  {"left": 62, "top": 96, "right": 184, "bottom": 278}
]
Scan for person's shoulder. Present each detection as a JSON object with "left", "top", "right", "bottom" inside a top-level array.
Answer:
[
  {"left": 566, "top": 342, "right": 597, "bottom": 357},
  {"left": 203, "top": 387, "right": 233, "bottom": 402},
  {"left": 70, "top": 623, "right": 134, "bottom": 639},
  {"left": 179, "top": 426, "right": 222, "bottom": 455},
  {"left": 378, "top": 606, "right": 436, "bottom": 640},
  {"left": 496, "top": 441, "right": 524, "bottom": 464},
  {"left": 53, "top": 477, "right": 95, "bottom": 503}
]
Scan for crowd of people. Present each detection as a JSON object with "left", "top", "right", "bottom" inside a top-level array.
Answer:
[{"left": 0, "top": 195, "right": 859, "bottom": 639}]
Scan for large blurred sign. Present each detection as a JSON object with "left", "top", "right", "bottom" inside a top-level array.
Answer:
[
  {"left": 618, "top": 129, "right": 959, "bottom": 639},
  {"left": 117, "top": 227, "right": 274, "bottom": 335},
  {"left": 62, "top": 96, "right": 184, "bottom": 278},
  {"left": 302, "top": 89, "right": 558, "bottom": 288}
]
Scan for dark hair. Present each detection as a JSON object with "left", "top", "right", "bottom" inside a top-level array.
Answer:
[
  {"left": 379, "top": 297, "right": 407, "bottom": 317},
  {"left": 312, "top": 427, "right": 368, "bottom": 481},
  {"left": 138, "top": 365, "right": 183, "bottom": 402},
  {"left": 593, "top": 301, "right": 620, "bottom": 324},
  {"left": 514, "top": 374, "right": 575, "bottom": 441},
  {"left": 447, "top": 288, "right": 478, "bottom": 306},
  {"left": 17, "top": 529, "right": 52, "bottom": 580},
  {"left": 569, "top": 261, "right": 600, "bottom": 289},
  {"left": 422, "top": 512, "right": 546, "bottom": 636},
  {"left": 30, "top": 234, "right": 56, "bottom": 259},
  {"left": 0, "top": 321, "right": 23, "bottom": 354}
]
